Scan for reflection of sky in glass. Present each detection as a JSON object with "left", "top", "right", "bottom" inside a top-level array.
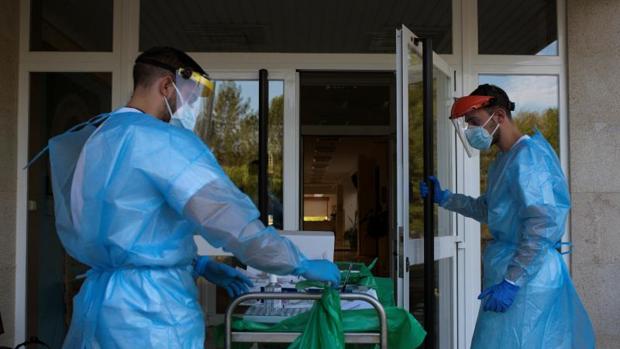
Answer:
[
  {"left": 214, "top": 80, "right": 284, "bottom": 114},
  {"left": 478, "top": 75, "right": 558, "bottom": 114},
  {"left": 536, "top": 40, "right": 558, "bottom": 56}
]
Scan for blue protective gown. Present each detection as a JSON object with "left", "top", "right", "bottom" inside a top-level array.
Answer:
[
  {"left": 442, "top": 133, "right": 595, "bottom": 349},
  {"left": 47, "top": 108, "right": 306, "bottom": 348}
]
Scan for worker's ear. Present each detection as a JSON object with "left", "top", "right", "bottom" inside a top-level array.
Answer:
[
  {"left": 495, "top": 108, "right": 509, "bottom": 124},
  {"left": 158, "top": 75, "right": 175, "bottom": 99}
]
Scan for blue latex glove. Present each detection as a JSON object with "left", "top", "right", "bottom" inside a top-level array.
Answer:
[
  {"left": 478, "top": 280, "right": 520, "bottom": 312},
  {"left": 194, "top": 256, "right": 254, "bottom": 298},
  {"left": 294, "top": 259, "right": 341, "bottom": 288},
  {"left": 419, "top": 176, "right": 451, "bottom": 205}
]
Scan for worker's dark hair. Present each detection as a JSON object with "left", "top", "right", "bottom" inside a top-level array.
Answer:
[
  {"left": 133, "top": 47, "right": 206, "bottom": 89},
  {"left": 470, "top": 84, "right": 515, "bottom": 118}
]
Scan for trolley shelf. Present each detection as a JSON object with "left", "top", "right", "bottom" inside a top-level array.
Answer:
[{"left": 225, "top": 292, "right": 388, "bottom": 349}]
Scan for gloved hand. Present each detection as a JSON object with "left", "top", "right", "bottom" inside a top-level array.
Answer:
[
  {"left": 419, "top": 176, "right": 451, "bottom": 205},
  {"left": 478, "top": 279, "right": 520, "bottom": 312},
  {"left": 194, "top": 256, "right": 254, "bottom": 298},
  {"left": 294, "top": 259, "right": 341, "bottom": 288}
]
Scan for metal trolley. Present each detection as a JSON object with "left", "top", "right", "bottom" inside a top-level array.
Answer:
[{"left": 225, "top": 293, "right": 388, "bottom": 349}]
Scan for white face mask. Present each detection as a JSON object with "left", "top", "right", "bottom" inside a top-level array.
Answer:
[{"left": 163, "top": 82, "right": 198, "bottom": 131}]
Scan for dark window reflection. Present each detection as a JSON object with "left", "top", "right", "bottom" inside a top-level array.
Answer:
[
  {"left": 140, "top": 0, "right": 452, "bottom": 54},
  {"left": 27, "top": 72, "right": 111, "bottom": 347},
  {"left": 30, "top": 0, "right": 113, "bottom": 51},
  {"left": 478, "top": 0, "right": 557, "bottom": 55}
]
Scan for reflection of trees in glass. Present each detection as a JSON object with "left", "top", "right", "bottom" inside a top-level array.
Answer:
[
  {"left": 409, "top": 82, "right": 424, "bottom": 238},
  {"left": 196, "top": 81, "right": 258, "bottom": 197},
  {"left": 268, "top": 94, "right": 284, "bottom": 205},
  {"left": 194, "top": 81, "right": 284, "bottom": 227},
  {"left": 408, "top": 80, "right": 439, "bottom": 239},
  {"left": 480, "top": 108, "right": 559, "bottom": 239}
]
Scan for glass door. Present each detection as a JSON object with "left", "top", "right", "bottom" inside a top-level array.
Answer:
[{"left": 396, "top": 25, "right": 457, "bottom": 349}]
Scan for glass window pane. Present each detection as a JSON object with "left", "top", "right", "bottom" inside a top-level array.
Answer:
[
  {"left": 407, "top": 53, "right": 426, "bottom": 240},
  {"left": 27, "top": 72, "right": 112, "bottom": 347},
  {"left": 30, "top": 0, "right": 113, "bottom": 51},
  {"left": 268, "top": 81, "right": 284, "bottom": 228},
  {"left": 195, "top": 80, "right": 284, "bottom": 229},
  {"left": 408, "top": 59, "right": 453, "bottom": 239},
  {"left": 300, "top": 72, "right": 393, "bottom": 126},
  {"left": 409, "top": 257, "right": 454, "bottom": 348},
  {"left": 299, "top": 72, "right": 394, "bottom": 275},
  {"left": 478, "top": 0, "right": 558, "bottom": 55},
  {"left": 140, "top": 0, "right": 452, "bottom": 54},
  {"left": 477, "top": 75, "right": 560, "bottom": 251}
]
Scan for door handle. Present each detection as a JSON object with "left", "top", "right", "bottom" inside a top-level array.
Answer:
[{"left": 397, "top": 226, "right": 404, "bottom": 278}]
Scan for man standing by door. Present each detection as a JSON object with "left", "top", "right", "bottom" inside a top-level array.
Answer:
[{"left": 420, "top": 84, "right": 595, "bottom": 348}]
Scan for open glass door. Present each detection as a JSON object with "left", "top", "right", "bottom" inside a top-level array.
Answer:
[{"left": 396, "top": 25, "right": 457, "bottom": 349}]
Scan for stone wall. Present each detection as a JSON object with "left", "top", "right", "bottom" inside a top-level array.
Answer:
[{"left": 568, "top": 0, "right": 620, "bottom": 347}]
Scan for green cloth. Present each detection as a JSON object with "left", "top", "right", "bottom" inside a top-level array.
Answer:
[
  {"left": 213, "top": 261, "right": 426, "bottom": 348},
  {"left": 336, "top": 260, "right": 378, "bottom": 289},
  {"left": 374, "top": 277, "right": 395, "bottom": 307},
  {"left": 216, "top": 306, "right": 426, "bottom": 349}
]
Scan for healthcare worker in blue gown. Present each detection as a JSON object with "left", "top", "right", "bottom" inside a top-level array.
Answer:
[
  {"left": 36, "top": 47, "right": 340, "bottom": 348},
  {"left": 420, "top": 84, "right": 595, "bottom": 348}
]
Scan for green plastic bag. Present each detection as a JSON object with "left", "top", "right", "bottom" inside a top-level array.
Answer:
[
  {"left": 373, "top": 277, "right": 395, "bottom": 307},
  {"left": 340, "top": 307, "right": 426, "bottom": 349},
  {"left": 336, "top": 259, "right": 378, "bottom": 289},
  {"left": 213, "top": 261, "right": 425, "bottom": 348},
  {"left": 214, "top": 305, "right": 426, "bottom": 349},
  {"left": 288, "top": 287, "right": 345, "bottom": 349}
]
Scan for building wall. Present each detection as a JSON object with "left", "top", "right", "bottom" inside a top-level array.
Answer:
[
  {"left": 0, "top": 0, "right": 19, "bottom": 346},
  {"left": 568, "top": 1, "right": 620, "bottom": 348}
]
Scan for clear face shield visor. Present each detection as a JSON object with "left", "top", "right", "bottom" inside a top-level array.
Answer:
[
  {"left": 449, "top": 95, "right": 496, "bottom": 158},
  {"left": 168, "top": 68, "right": 215, "bottom": 133},
  {"left": 451, "top": 117, "right": 476, "bottom": 158}
]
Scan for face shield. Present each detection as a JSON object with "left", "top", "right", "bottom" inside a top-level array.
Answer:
[
  {"left": 165, "top": 68, "right": 215, "bottom": 133},
  {"left": 449, "top": 95, "right": 495, "bottom": 158}
]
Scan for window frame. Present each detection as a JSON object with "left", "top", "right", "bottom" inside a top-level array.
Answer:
[{"left": 15, "top": 0, "right": 129, "bottom": 343}]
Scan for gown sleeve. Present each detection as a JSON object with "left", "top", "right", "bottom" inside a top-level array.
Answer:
[
  {"left": 442, "top": 192, "right": 489, "bottom": 224},
  {"left": 505, "top": 147, "right": 569, "bottom": 286},
  {"left": 134, "top": 124, "right": 306, "bottom": 275}
]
